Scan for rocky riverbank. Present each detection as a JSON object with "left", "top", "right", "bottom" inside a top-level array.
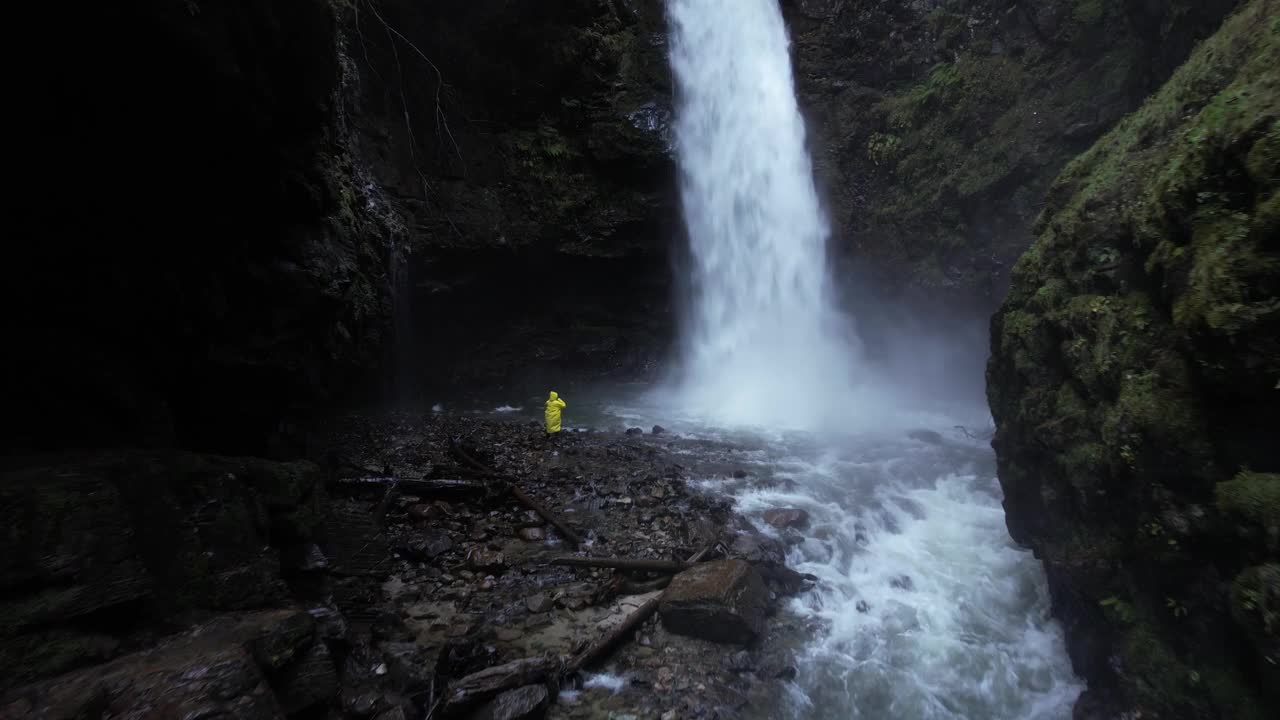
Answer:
[{"left": 1, "top": 413, "right": 814, "bottom": 719}]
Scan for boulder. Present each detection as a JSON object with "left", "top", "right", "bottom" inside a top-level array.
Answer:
[
  {"left": 272, "top": 641, "right": 339, "bottom": 714},
  {"left": 651, "top": 425, "right": 666, "bottom": 435},
  {"left": 398, "top": 532, "right": 454, "bottom": 560},
  {"left": 466, "top": 547, "right": 506, "bottom": 572},
  {"left": 659, "top": 560, "right": 768, "bottom": 644},
  {"left": 761, "top": 508, "right": 809, "bottom": 531},
  {"left": 525, "top": 593, "right": 553, "bottom": 613},
  {"left": 471, "top": 683, "right": 549, "bottom": 720}
]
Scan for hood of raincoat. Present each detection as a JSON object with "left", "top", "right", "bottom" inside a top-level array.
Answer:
[{"left": 548, "top": 391, "right": 559, "bottom": 402}]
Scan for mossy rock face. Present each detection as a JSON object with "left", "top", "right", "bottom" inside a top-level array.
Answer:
[
  {"left": 987, "top": 0, "right": 1280, "bottom": 715},
  {"left": 785, "top": 0, "right": 1240, "bottom": 302}
]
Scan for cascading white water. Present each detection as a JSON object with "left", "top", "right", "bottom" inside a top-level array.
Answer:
[
  {"left": 660, "top": 1, "right": 1083, "bottom": 717},
  {"left": 667, "top": 0, "right": 863, "bottom": 429}
]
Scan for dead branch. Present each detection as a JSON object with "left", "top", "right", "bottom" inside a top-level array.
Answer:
[
  {"left": 449, "top": 437, "right": 583, "bottom": 548},
  {"left": 444, "top": 656, "right": 561, "bottom": 712},
  {"left": 550, "top": 556, "right": 692, "bottom": 573},
  {"left": 333, "top": 476, "right": 489, "bottom": 499},
  {"left": 566, "top": 593, "right": 663, "bottom": 673}
]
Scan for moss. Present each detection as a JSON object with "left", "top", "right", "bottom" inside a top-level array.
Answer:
[
  {"left": 1072, "top": 0, "right": 1106, "bottom": 26},
  {"left": 988, "top": 0, "right": 1280, "bottom": 711},
  {"left": 1216, "top": 471, "right": 1280, "bottom": 530}
]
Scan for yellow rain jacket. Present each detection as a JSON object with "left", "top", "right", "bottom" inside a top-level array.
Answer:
[{"left": 544, "top": 391, "right": 567, "bottom": 433}]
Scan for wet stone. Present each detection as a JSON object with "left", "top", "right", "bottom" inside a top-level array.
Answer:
[
  {"left": 517, "top": 526, "right": 545, "bottom": 542},
  {"left": 652, "top": 425, "right": 666, "bottom": 435},
  {"left": 660, "top": 559, "right": 768, "bottom": 644},
  {"left": 762, "top": 508, "right": 810, "bottom": 530},
  {"left": 890, "top": 575, "right": 914, "bottom": 591},
  {"left": 472, "top": 683, "right": 549, "bottom": 720},
  {"left": 398, "top": 532, "right": 453, "bottom": 560},
  {"left": 626, "top": 427, "right": 644, "bottom": 435},
  {"left": 466, "top": 547, "right": 506, "bottom": 572},
  {"left": 525, "top": 593, "right": 553, "bottom": 613}
]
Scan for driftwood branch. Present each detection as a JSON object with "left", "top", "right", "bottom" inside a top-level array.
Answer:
[
  {"left": 615, "top": 544, "right": 713, "bottom": 594},
  {"left": 550, "top": 556, "right": 692, "bottom": 573},
  {"left": 334, "top": 476, "right": 489, "bottom": 499},
  {"left": 444, "top": 656, "right": 561, "bottom": 712},
  {"left": 566, "top": 594, "right": 663, "bottom": 673},
  {"left": 508, "top": 484, "right": 583, "bottom": 548},
  {"left": 449, "top": 437, "right": 583, "bottom": 549}
]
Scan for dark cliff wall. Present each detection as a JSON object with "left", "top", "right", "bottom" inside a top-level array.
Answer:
[
  {"left": 987, "top": 0, "right": 1278, "bottom": 716},
  {"left": 783, "top": 0, "right": 1239, "bottom": 305},
  {"left": 339, "top": 0, "right": 678, "bottom": 402},
  {"left": 9, "top": 0, "right": 398, "bottom": 455},
  {"left": 5, "top": 0, "right": 678, "bottom": 453}
]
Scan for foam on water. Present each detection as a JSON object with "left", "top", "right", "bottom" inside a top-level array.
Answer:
[
  {"left": 604, "top": 394, "right": 1081, "bottom": 719},
  {"left": 728, "top": 434, "right": 1083, "bottom": 718}
]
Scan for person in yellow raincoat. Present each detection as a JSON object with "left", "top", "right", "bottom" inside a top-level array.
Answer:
[{"left": 544, "top": 391, "right": 567, "bottom": 435}]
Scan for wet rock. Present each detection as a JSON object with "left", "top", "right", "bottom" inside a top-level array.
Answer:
[
  {"left": 652, "top": 425, "right": 666, "bottom": 435},
  {"left": 407, "top": 503, "right": 444, "bottom": 522},
  {"left": 518, "top": 527, "right": 545, "bottom": 542},
  {"left": 727, "top": 650, "right": 754, "bottom": 672},
  {"left": 728, "top": 531, "right": 786, "bottom": 565},
  {"left": 282, "top": 542, "right": 330, "bottom": 572},
  {"left": 466, "top": 547, "right": 506, "bottom": 572},
  {"left": 471, "top": 683, "right": 549, "bottom": 720},
  {"left": 856, "top": 600, "right": 871, "bottom": 613},
  {"left": 380, "top": 641, "right": 436, "bottom": 695},
  {"left": 273, "top": 641, "right": 339, "bottom": 714},
  {"left": 907, "top": 429, "right": 944, "bottom": 445},
  {"left": 762, "top": 508, "right": 810, "bottom": 531},
  {"left": 495, "top": 627, "right": 523, "bottom": 642},
  {"left": 890, "top": 575, "right": 914, "bottom": 591},
  {"left": 249, "top": 610, "right": 315, "bottom": 671},
  {"left": 6, "top": 610, "right": 312, "bottom": 719},
  {"left": 733, "top": 469, "right": 748, "bottom": 479},
  {"left": 374, "top": 708, "right": 410, "bottom": 720},
  {"left": 525, "top": 593, "right": 553, "bottom": 613},
  {"left": 660, "top": 559, "right": 768, "bottom": 644},
  {"left": 774, "top": 665, "right": 797, "bottom": 681},
  {"left": 308, "top": 605, "right": 349, "bottom": 641},
  {"left": 343, "top": 688, "right": 381, "bottom": 717},
  {"left": 626, "top": 427, "right": 644, "bottom": 435},
  {"left": 479, "top": 576, "right": 497, "bottom": 591},
  {"left": 398, "top": 531, "right": 453, "bottom": 560}
]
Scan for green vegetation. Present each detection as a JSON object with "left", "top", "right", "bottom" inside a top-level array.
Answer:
[
  {"left": 987, "top": 0, "right": 1280, "bottom": 712},
  {"left": 1217, "top": 471, "right": 1280, "bottom": 533}
]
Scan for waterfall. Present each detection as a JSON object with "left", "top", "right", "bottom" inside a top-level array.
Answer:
[{"left": 667, "top": 0, "right": 861, "bottom": 430}]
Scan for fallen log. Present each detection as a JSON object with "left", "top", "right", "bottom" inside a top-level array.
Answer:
[
  {"left": 444, "top": 656, "right": 561, "bottom": 712},
  {"left": 615, "top": 545, "right": 714, "bottom": 594},
  {"left": 333, "top": 476, "right": 489, "bottom": 498},
  {"left": 448, "top": 437, "right": 583, "bottom": 549},
  {"left": 508, "top": 484, "right": 583, "bottom": 549},
  {"left": 551, "top": 556, "right": 692, "bottom": 573},
  {"left": 566, "top": 593, "right": 663, "bottom": 673}
]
